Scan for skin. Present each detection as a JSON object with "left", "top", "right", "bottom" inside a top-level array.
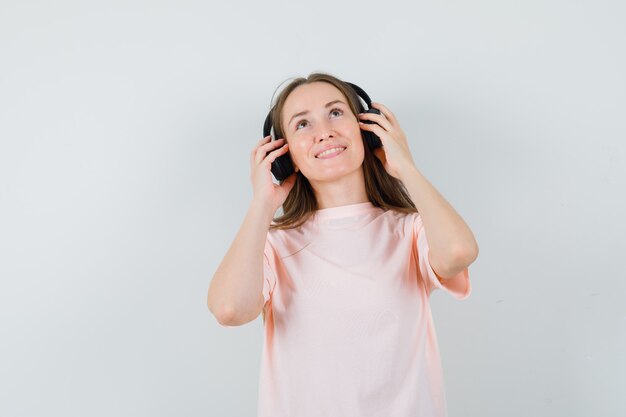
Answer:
[{"left": 280, "top": 81, "right": 370, "bottom": 209}]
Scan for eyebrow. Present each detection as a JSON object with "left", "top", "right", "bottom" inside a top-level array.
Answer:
[{"left": 287, "top": 100, "right": 346, "bottom": 128}]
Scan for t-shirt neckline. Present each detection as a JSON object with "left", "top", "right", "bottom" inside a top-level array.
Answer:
[{"left": 313, "top": 201, "right": 380, "bottom": 221}]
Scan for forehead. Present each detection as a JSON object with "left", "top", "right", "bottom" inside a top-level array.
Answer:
[{"left": 283, "top": 82, "right": 346, "bottom": 113}]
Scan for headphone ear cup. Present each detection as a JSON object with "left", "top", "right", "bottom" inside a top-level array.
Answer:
[
  {"left": 361, "top": 108, "right": 383, "bottom": 150},
  {"left": 270, "top": 149, "right": 295, "bottom": 182},
  {"left": 263, "top": 112, "right": 295, "bottom": 182},
  {"left": 346, "top": 82, "right": 382, "bottom": 150}
]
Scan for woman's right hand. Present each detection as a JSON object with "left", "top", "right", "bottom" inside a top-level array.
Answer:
[{"left": 250, "top": 135, "right": 297, "bottom": 213}]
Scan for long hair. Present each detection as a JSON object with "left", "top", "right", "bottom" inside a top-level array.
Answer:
[{"left": 267, "top": 72, "right": 418, "bottom": 231}]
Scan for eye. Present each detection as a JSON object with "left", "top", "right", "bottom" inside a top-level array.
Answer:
[
  {"left": 295, "top": 119, "right": 308, "bottom": 130},
  {"left": 330, "top": 108, "right": 343, "bottom": 117},
  {"left": 295, "top": 108, "right": 343, "bottom": 131}
]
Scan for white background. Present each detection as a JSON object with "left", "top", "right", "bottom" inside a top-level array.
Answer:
[{"left": 1, "top": 0, "right": 624, "bottom": 416}]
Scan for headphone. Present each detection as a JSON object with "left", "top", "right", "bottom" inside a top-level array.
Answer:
[{"left": 262, "top": 82, "right": 382, "bottom": 182}]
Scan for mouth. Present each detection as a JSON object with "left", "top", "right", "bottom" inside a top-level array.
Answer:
[{"left": 315, "top": 147, "right": 347, "bottom": 159}]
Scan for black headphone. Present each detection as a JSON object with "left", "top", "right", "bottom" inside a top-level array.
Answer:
[{"left": 263, "top": 82, "right": 382, "bottom": 182}]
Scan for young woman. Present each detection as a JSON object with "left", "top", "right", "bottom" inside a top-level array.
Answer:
[{"left": 208, "top": 72, "right": 479, "bottom": 417}]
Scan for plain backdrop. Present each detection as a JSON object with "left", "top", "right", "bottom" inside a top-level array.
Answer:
[{"left": 1, "top": 0, "right": 624, "bottom": 416}]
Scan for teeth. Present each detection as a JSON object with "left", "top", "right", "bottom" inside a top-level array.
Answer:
[{"left": 316, "top": 147, "right": 346, "bottom": 158}]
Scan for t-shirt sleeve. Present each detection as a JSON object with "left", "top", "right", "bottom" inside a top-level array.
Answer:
[
  {"left": 262, "top": 237, "right": 278, "bottom": 306},
  {"left": 412, "top": 213, "right": 472, "bottom": 300}
]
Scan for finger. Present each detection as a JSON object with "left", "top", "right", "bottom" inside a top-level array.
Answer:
[
  {"left": 358, "top": 112, "right": 393, "bottom": 132},
  {"left": 251, "top": 135, "right": 272, "bottom": 161},
  {"left": 254, "top": 135, "right": 271, "bottom": 151},
  {"left": 260, "top": 138, "right": 285, "bottom": 149},
  {"left": 261, "top": 142, "right": 290, "bottom": 165},
  {"left": 358, "top": 121, "right": 388, "bottom": 142},
  {"left": 371, "top": 102, "right": 398, "bottom": 126},
  {"left": 255, "top": 139, "right": 287, "bottom": 164},
  {"left": 254, "top": 138, "right": 283, "bottom": 155}
]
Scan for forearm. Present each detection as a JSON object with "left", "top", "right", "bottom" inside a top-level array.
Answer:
[
  {"left": 207, "top": 200, "right": 275, "bottom": 323},
  {"left": 399, "top": 165, "right": 479, "bottom": 277}
]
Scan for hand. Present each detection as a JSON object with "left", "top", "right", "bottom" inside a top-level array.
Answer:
[
  {"left": 358, "top": 102, "right": 417, "bottom": 180},
  {"left": 249, "top": 136, "right": 297, "bottom": 212}
]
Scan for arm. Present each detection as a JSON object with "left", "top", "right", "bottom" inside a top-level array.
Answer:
[
  {"left": 356, "top": 101, "right": 478, "bottom": 278},
  {"left": 207, "top": 200, "right": 275, "bottom": 326},
  {"left": 399, "top": 165, "right": 479, "bottom": 279}
]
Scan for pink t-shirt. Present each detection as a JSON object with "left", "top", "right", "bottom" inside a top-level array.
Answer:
[{"left": 258, "top": 201, "right": 471, "bottom": 417}]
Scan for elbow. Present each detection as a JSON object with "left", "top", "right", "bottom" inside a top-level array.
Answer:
[
  {"left": 212, "top": 305, "right": 240, "bottom": 327},
  {"left": 211, "top": 304, "right": 258, "bottom": 327},
  {"left": 432, "top": 244, "right": 478, "bottom": 279},
  {"left": 465, "top": 241, "right": 479, "bottom": 264},
  {"left": 207, "top": 294, "right": 235, "bottom": 326},
  {"left": 452, "top": 237, "right": 479, "bottom": 265},
  {"left": 207, "top": 282, "right": 237, "bottom": 326},
  {"left": 451, "top": 242, "right": 479, "bottom": 271}
]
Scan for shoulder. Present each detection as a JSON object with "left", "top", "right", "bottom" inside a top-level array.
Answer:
[
  {"left": 266, "top": 218, "right": 317, "bottom": 258},
  {"left": 379, "top": 207, "right": 419, "bottom": 225},
  {"left": 365, "top": 207, "right": 419, "bottom": 240}
]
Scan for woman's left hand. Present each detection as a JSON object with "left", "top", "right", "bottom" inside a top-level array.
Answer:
[{"left": 358, "top": 102, "right": 417, "bottom": 180}]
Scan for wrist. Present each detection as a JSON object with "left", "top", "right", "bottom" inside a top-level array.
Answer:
[
  {"left": 398, "top": 164, "right": 420, "bottom": 182},
  {"left": 249, "top": 199, "right": 278, "bottom": 222}
]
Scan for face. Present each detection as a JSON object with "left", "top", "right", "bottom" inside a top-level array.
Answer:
[{"left": 280, "top": 81, "right": 365, "bottom": 182}]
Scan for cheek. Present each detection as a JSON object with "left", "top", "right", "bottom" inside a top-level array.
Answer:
[
  {"left": 342, "top": 118, "right": 360, "bottom": 132},
  {"left": 290, "top": 141, "right": 310, "bottom": 161}
]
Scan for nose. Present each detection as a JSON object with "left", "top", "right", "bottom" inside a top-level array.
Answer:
[{"left": 315, "top": 119, "right": 334, "bottom": 142}]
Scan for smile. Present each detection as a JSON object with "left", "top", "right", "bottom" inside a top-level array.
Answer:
[{"left": 315, "top": 147, "right": 346, "bottom": 159}]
